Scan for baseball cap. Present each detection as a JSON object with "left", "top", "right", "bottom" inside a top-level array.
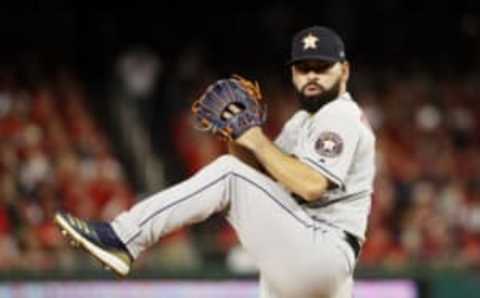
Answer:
[{"left": 287, "top": 26, "right": 346, "bottom": 65}]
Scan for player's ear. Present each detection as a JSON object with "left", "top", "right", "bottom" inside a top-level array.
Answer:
[
  {"left": 341, "top": 61, "right": 350, "bottom": 82},
  {"left": 290, "top": 65, "right": 298, "bottom": 84},
  {"left": 290, "top": 64, "right": 297, "bottom": 76}
]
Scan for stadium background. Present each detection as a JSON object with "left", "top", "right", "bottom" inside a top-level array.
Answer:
[{"left": 0, "top": 2, "right": 479, "bottom": 298}]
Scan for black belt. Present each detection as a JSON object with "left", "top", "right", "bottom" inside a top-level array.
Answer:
[{"left": 343, "top": 231, "right": 360, "bottom": 259}]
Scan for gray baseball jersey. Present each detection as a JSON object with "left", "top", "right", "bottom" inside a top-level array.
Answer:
[{"left": 275, "top": 92, "right": 376, "bottom": 241}]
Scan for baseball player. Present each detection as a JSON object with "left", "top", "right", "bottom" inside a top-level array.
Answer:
[{"left": 54, "top": 26, "right": 375, "bottom": 298}]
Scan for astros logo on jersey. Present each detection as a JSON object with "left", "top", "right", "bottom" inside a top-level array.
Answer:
[{"left": 314, "top": 131, "right": 343, "bottom": 158}]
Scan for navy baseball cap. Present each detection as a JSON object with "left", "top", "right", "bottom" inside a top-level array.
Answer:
[{"left": 287, "top": 26, "right": 346, "bottom": 65}]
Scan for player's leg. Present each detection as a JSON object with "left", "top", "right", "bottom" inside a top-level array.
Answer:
[
  {"left": 110, "top": 153, "right": 344, "bottom": 295},
  {"left": 332, "top": 276, "right": 353, "bottom": 298},
  {"left": 218, "top": 156, "right": 355, "bottom": 298},
  {"left": 57, "top": 154, "right": 270, "bottom": 275},
  {"left": 55, "top": 154, "right": 354, "bottom": 296},
  {"left": 259, "top": 275, "right": 279, "bottom": 298},
  {"left": 55, "top": 154, "right": 236, "bottom": 276},
  {"left": 109, "top": 155, "right": 242, "bottom": 259}
]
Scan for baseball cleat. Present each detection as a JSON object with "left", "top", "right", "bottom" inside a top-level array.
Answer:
[{"left": 54, "top": 212, "right": 132, "bottom": 277}]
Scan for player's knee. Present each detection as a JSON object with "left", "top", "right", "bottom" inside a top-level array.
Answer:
[
  {"left": 216, "top": 154, "right": 252, "bottom": 172},
  {"left": 212, "top": 154, "right": 255, "bottom": 175},
  {"left": 215, "top": 154, "right": 242, "bottom": 168}
]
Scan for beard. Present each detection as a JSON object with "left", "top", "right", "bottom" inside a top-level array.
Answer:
[{"left": 297, "top": 79, "right": 342, "bottom": 113}]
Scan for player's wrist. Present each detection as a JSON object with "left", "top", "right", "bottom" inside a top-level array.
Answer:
[
  {"left": 249, "top": 129, "right": 270, "bottom": 155},
  {"left": 236, "top": 127, "right": 265, "bottom": 151}
]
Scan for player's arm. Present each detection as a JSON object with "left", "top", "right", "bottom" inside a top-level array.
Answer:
[{"left": 236, "top": 127, "right": 329, "bottom": 202}]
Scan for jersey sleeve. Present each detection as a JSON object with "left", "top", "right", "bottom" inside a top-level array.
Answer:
[
  {"left": 274, "top": 127, "right": 288, "bottom": 149},
  {"left": 295, "top": 112, "right": 360, "bottom": 190},
  {"left": 274, "top": 128, "right": 296, "bottom": 154}
]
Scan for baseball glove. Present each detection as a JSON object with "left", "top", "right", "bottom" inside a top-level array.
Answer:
[{"left": 192, "top": 75, "right": 266, "bottom": 141}]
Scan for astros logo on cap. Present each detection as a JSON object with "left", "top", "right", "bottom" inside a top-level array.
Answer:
[{"left": 302, "top": 33, "right": 319, "bottom": 50}]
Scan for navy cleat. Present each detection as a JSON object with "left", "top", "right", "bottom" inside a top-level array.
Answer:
[{"left": 54, "top": 211, "right": 132, "bottom": 276}]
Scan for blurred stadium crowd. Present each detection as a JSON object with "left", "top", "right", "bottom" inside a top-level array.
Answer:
[
  {"left": 0, "top": 48, "right": 479, "bottom": 275},
  {"left": 0, "top": 70, "right": 135, "bottom": 271}
]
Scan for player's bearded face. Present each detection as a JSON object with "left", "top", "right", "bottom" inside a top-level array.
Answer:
[
  {"left": 292, "top": 61, "right": 345, "bottom": 113},
  {"left": 297, "top": 75, "right": 342, "bottom": 113}
]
